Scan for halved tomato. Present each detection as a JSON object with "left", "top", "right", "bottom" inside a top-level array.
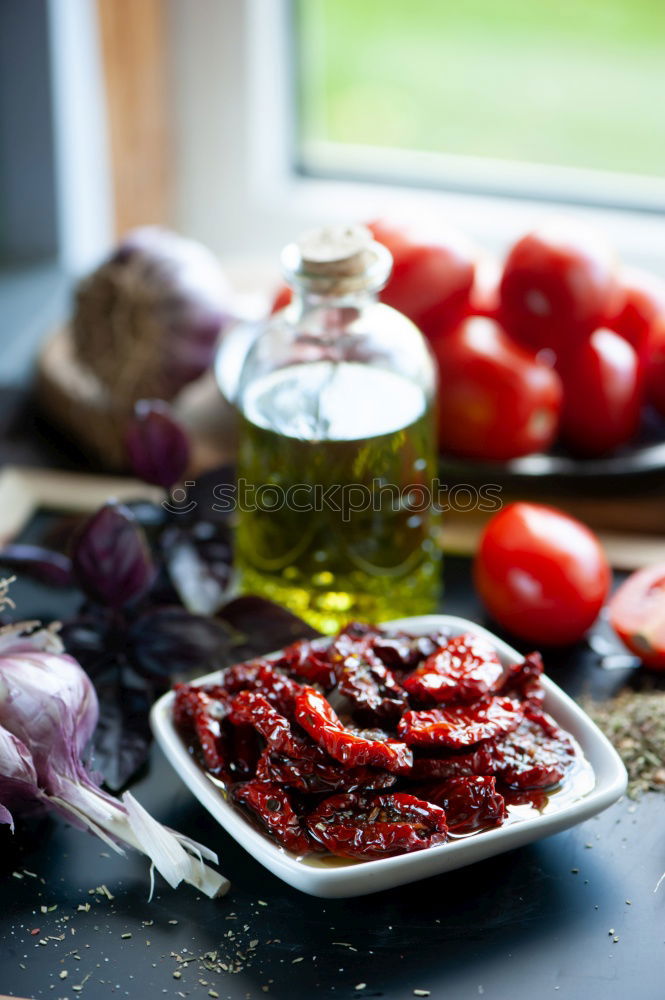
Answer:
[{"left": 609, "top": 563, "right": 665, "bottom": 670}]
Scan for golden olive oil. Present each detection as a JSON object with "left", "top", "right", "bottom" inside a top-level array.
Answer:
[{"left": 235, "top": 361, "right": 441, "bottom": 633}]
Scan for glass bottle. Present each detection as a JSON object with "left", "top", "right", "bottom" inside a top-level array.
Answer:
[{"left": 234, "top": 224, "right": 441, "bottom": 633}]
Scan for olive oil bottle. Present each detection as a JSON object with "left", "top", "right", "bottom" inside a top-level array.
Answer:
[{"left": 234, "top": 225, "right": 441, "bottom": 633}]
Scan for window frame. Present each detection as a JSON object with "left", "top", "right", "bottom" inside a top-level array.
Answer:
[
  {"left": 0, "top": 0, "right": 113, "bottom": 386},
  {"left": 169, "top": 0, "right": 665, "bottom": 272},
  {"left": 0, "top": 0, "right": 113, "bottom": 276}
]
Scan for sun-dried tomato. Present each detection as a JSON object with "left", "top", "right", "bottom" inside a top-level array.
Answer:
[
  {"left": 231, "top": 690, "right": 400, "bottom": 793},
  {"left": 275, "top": 637, "right": 339, "bottom": 690},
  {"left": 370, "top": 631, "right": 449, "bottom": 671},
  {"left": 174, "top": 684, "right": 232, "bottom": 780},
  {"left": 173, "top": 683, "right": 202, "bottom": 731},
  {"left": 489, "top": 713, "right": 575, "bottom": 790},
  {"left": 230, "top": 689, "right": 396, "bottom": 792},
  {"left": 522, "top": 700, "right": 566, "bottom": 739},
  {"left": 194, "top": 711, "right": 230, "bottom": 778},
  {"left": 229, "top": 723, "right": 261, "bottom": 780},
  {"left": 173, "top": 682, "right": 230, "bottom": 731},
  {"left": 499, "top": 651, "right": 545, "bottom": 701},
  {"left": 295, "top": 686, "right": 413, "bottom": 774},
  {"left": 220, "top": 660, "right": 301, "bottom": 715},
  {"left": 229, "top": 690, "right": 309, "bottom": 758},
  {"left": 411, "top": 776, "right": 507, "bottom": 833},
  {"left": 337, "top": 658, "right": 407, "bottom": 725},
  {"left": 327, "top": 622, "right": 447, "bottom": 675},
  {"left": 306, "top": 625, "right": 411, "bottom": 724},
  {"left": 409, "top": 705, "right": 574, "bottom": 791},
  {"left": 211, "top": 661, "right": 265, "bottom": 693},
  {"left": 398, "top": 696, "right": 523, "bottom": 749},
  {"left": 403, "top": 633, "right": 503, "bottom": 704},
  {"left": 233, "top": 780, "right": 312, "bottom": 854},
  {"left": 256, "top": 748, "right": 396, "bottom": 794},
  {"left": 174, "top": 623, "right": 582, "bottom": 861},
  {"left": 329, "top": 623, "right": 380, "bottom": 662},
  {"left": 306, "top": 791, "right": 448, "bottom": 859},
  {"left": 409, "top": 745, "right": 496, "bottom": 781}
]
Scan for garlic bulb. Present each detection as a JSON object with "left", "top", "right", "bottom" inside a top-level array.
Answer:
[{"left": 72, "top": 226, "right": 235, "bottom": 405}]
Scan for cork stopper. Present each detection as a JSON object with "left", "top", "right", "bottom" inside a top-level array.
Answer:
[{"left": 281, "top": 224, "right": 392, "bottom": 296}]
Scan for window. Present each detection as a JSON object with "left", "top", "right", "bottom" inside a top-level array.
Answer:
[
  {"left": 167, "top": 0, "right": 665, "bottom": 272},
  {"left": 294, "top": 0, "right": 665, "bottom": 211}
]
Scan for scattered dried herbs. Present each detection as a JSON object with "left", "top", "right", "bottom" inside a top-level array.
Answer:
[{"left": 582, "top": 686, "right": 665, "bottom": 798}]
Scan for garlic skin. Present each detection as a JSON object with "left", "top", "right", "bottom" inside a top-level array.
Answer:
[
  {"left": 0, "top": 620, "right": 229, "bottom": 899},
  {"left": 72, "top": 226, "right": 235, "bottom": 405}
]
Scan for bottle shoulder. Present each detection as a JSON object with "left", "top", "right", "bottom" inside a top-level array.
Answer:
[{"left": 235, "top": 299, "right": 437, "bottom": 405}]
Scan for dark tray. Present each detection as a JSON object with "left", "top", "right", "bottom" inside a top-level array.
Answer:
[{"left": 440, "top": 408, "right": 665, "bottom": 497}]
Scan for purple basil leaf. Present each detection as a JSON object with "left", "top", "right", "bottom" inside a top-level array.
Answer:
[
  {"left": 59, "top": 611, "right": 112, "bottom": 676},
  {"left": 161, "top": 523, "right": 232, "bottom": 615},
  {"left": 217, "top": 596, "right": 320, "bottom": 661},
  {"left": 183, "top": 464, "right": 236, "bottom": 525},
  {"left": 125, "top": 399, "right": 191, "bottom": 489},
  {"left": 129, "top": 605, "right": 235, "bottom": 680},
  {"left": 121, "top": 499, "right": 169, "bottom": 530},
  {"left": 71, "top": 502, "right": 156, "bottom": 609},
  {"left": 90, "top": 655, "right": 154, "bottom": 791},
  {"left": 0, "top": 544, "right": 73, "bottom": 587}
]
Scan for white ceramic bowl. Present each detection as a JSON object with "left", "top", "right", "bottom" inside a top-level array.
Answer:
[{"left": 150, "top": 614, "right": 627, "bottom": 898}]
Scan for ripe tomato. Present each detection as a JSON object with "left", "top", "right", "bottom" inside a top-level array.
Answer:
[
  {"left": 468, "top": 254, "right": 502, "bottom": 319},
  {"left": 557, "top": 328, "right": 642, "bottom": 457},
  {"left": 609, "top": 564, "right": 665, "bottom": 670},
  {"left": 499, "top": 222, "right": 619, "bottom": 355},
  {"left": 474, "top": 503, "right": 611, "bottom": 646},
  {"left": 608, "top": 267, "right": 665, "bottom": 357},
  {"left": 431, "top": 317, "right": 562, "bottom": 461},
  {"left": 368, "top": 219, "right": 475, "bottom": 340},
  {"left": 646, "top": 315, "right": 665, "bottom": 418},
  {"left": 270, "top": 284, "right": 292, "bottom": 314}
]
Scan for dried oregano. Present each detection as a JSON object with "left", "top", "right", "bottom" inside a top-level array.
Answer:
[{"left": 581, "top": 687, "right": 665, "bottom": 798}]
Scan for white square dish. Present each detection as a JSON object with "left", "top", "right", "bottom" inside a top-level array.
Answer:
[{"left": 150, "top": 614, "right": 627, "bottom": 898}]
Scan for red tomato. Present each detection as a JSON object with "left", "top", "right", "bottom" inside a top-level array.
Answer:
[
  {"left": 270, "top": 284, "right": 292, "bottom": 314},
  {"left": 474, "top": 503, "right": 611, "bottom": 646},
  {"left": 608, "top": 266, "right": 665, "bottom": 356},
  {"left": 368, "top": 219, "right": 475, "bottom": 340},
  {"left": 367, "top": 218, "right": 413, "bottom": 259},
  {"left": 499, "top": 222, "right": 619, "bottom": 355},
  {"left": 558, "top": 328, "right": 642, "bottom": 457},
  {"left": 431, "top": 317, "right": 562, "bottom": 461},
  {"left": 646, "top": 315, "right": 665, "bottom": 418},
  {"left": 609, "top": 564, "right": 665, "bottom": 670},
  {"left": 468, "top": 254, "right": 502, "bottom": 319}
]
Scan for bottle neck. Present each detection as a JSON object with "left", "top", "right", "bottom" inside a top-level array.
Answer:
[{"left": 289, "top": 284, "right": 379, "bottom": 319}]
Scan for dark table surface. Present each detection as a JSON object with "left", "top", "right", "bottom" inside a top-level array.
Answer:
[{"left": 1, "top": 555, "right": 663, "bottom": 1000}]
